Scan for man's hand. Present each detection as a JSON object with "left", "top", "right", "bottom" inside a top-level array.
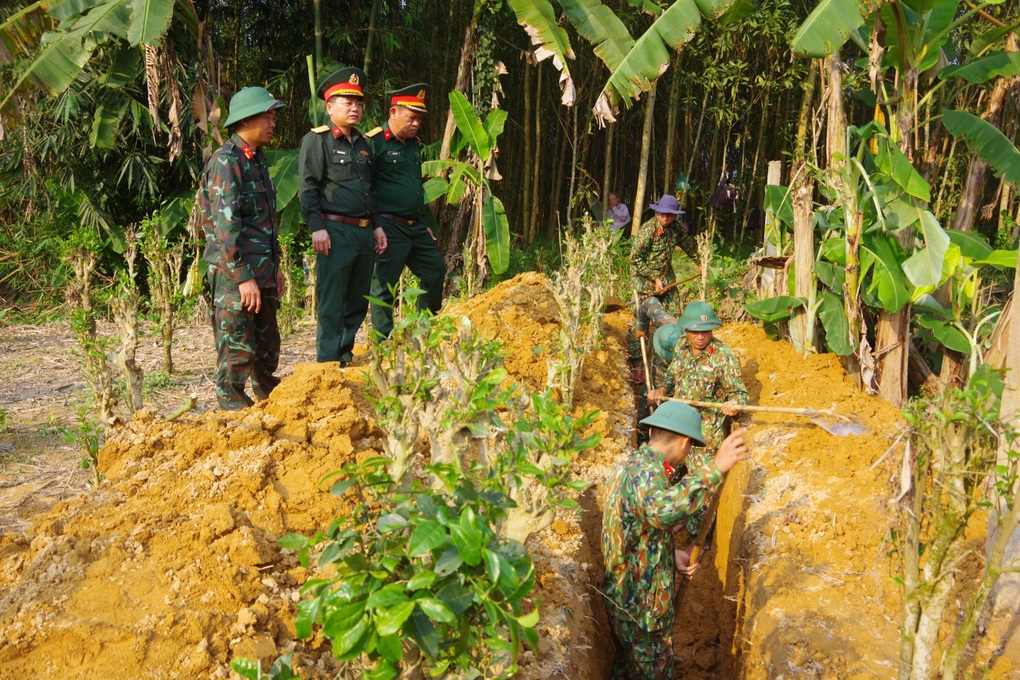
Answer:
[
  {"left": 311, "top": 228, "right": 331, "bottom": 255},
  {"left": 276, "top": 269, "right": 286, "bottom": 298},
  {"left": 647, "top": 387, "right": 666, "bottom": 406},
  {"left": 238, "top": 278, "right": 261, "bottom": 313},
  {"left": 635, "top": 328, "right": 647, "bottom": 339},
  {"left": 654, "top": 277, "right": 666, "bottom": 293},
  {"left": 373, "top": 226, "right": 388, "bottom": 254},
  {"left": 721, "top": 400, "right": 741, "bottom": 417},
  {"left": 675, "top": 548, "right": 700, "bottom": 580},
  {"left": 713, "top": 427, "right": 750, "bottom": 474}
]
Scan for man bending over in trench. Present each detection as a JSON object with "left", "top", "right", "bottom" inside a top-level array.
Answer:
[{"left": 602, "top": 401, "right": 749, "bottom": 679}]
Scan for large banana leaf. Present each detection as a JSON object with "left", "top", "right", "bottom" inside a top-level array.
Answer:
[
  {"left": 901, "top": 210, "right": 950, "bottom": 292},
  {"left": 742, "top": 295, "right": 805, "bottom": 322},
  {"left": 976, "top": 250, "right": 1019, "bottom": 268},
  {"left": 968, "top": 22, "right": 1020, "bottom": 59},
  {"left": 90, "top": 90, "right": 128, "bottom": 147},
  {"left": 861, "top": 233, "right": 911, "bottom": 313},
  {"left": 594, "top": 0, "right": 736, "bottom": 119},
  {"left": 507, "top": 0, "right": 576, "bottom": 105},
  {"left": 942, "top": 109, "right": 1020, "bottom": 184},
  {"left": 265, "top": 149, "right": 300, "bottom": 211},
  {"left": 0, "top": 1, "right": 52, "bottom": 58},
  {"left": 818, "top": 290, "right": 853, "bottom": 356},
  {"left": 0, "top": 32, "right": 92, "bottom": 111},
  {"left": 482, "top": 195, "right": 510, "bottom": 274},
  {"left": 914, "top": 314, "right": 970, "bottom": 353},
  {"left": 875, "top": 138, "right": 930, "bottom": 202},
  {"left": 559, "top": 0, "right": 634, "bottom": 71},
  {"left": 791, "top": 0, "right": 867, "bottom": 58},
  {"left": 481, "top": 108, "right": 507, "bottom": 154},
  {"left": 946, "top": 228, "right": 993, "bottom": 261},
  {"left": 127, "top": 0, "right": 174, "bottom": 45},
  {"left": 100, "top": 44, "right": 142, "bottom": 86},
  {"left": 449, "top": 91, "right": 491, "bottom": 162},
  {"left": 65, "top": 0, "right": 131, "bottom": 41},
  {"left": 940, "top": 51, "right": 1020, "bottom": 84},
  {"left": 880, "top": 0, "right": 959, "bottom": 73}
]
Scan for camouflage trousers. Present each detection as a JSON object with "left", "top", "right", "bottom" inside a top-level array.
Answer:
[
  {"left": 209, "top": 274, "right": 281, "bottom": 411},
  {"left": 631, "top": 296, "right": 678, "bottom": 443},
  {"left": 609, "top": 615, "right": 675, "bottom": 680}
]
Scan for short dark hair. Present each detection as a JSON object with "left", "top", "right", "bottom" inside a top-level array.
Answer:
[{"left": 649, "top": 427, "right": 684, "bottom": 445}]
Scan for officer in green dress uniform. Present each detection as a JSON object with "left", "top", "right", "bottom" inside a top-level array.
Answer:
[
  {"left": 366, "top": 83, "right": 446, "bottom": 338},
  {"left": 299, "top": 67, "right": 387, "bottom": 366}
]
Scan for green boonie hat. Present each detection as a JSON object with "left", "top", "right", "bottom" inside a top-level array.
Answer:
[
  {"left": 678, "top": 301, "right": 721, "bottom": 332},
  {"left": 640, "top": 401, "right": 706, "bottom": 446},
  {"left": 224, "top": 87, "right": 286, "bottom": 128},
  {"left": 653, "top": 322, "right": 682, "bottom": 362}
]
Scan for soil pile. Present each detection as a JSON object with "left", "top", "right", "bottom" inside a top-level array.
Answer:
[{"left": 0, "top": 272, "right": 633, "bottom": 679}]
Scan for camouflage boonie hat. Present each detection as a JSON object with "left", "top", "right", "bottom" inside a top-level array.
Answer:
[
  {"left": 640, "top": 401, "right": 706, "bottom": 446},
  {"left": 653, "top": 322, "right": 682, "bottom": 362},
  {"left": 678, "top": 301, "right": 721, "bottom": 332}
]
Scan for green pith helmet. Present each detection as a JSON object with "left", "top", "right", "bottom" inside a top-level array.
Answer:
[
  {"left": 677, "top": 301, "right": 722, "bottom": 332},
  {"left": 653, "top": 322, "right": 682, "bottom": 362},
  {"left": 640, "top": 401, "right": 706, "bottom": 446},
  {"left": 223, "top": 87, "right": 286, "bottom": 128}
]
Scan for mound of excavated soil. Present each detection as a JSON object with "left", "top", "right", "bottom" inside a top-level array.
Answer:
[
  {"left": 0, "top": 272, "right": 632, "bottom": 679},
  {"left": 4, "top": 272, "right": 1011, "bottom": 679}
]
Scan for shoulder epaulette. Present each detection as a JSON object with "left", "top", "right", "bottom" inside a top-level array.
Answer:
[
  {"left": 311, "top": 125, "right": 330, "bottom": 133},
  {"left": 365, "top": 127, "right": 383, "bottom": 137}
]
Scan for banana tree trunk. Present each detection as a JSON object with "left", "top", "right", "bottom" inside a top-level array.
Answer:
[
  {"left": 790, "top": 61, "right": 817, "bottom": 354},
  {"left": 440, "top": 1, "right": 481, "bottom": 162},
  {"left": 630, "top": 80, "right": 658, "bottom": 236}
]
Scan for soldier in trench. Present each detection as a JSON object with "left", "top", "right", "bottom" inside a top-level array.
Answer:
[
  {"left": 647, "top": 301, "right": 749, "bottom": 537},
  {"left": 602, "top": 401, "right": 750, "bottom": 679}
]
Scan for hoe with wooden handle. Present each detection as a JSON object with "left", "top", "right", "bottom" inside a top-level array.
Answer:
[{"left": 666, "top": 398, "right": 866, "bottom": 437}]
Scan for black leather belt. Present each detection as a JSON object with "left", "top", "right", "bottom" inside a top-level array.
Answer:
[
  {"left": 378, "top": 213, "right": 417, "bottom": 225},
  {"left": 322, "top": 213, "right": 371, "bottom": 227}
]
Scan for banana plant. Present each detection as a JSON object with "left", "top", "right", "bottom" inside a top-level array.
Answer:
[{"left": 423, "top": 91, "right": 509, "bottom": 287}]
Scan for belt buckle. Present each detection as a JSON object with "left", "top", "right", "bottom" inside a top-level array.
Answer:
[{"left": 358, "top": 218, "right": 371, "bottom": 228}]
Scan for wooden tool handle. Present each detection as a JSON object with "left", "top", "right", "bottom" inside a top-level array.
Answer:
[{"left": 668, "top": 398, "right": 816, "bottom": 416}]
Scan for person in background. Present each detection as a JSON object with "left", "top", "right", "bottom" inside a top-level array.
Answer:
[
  {"left": 602, "top": 400, "right": 750, "bottom": 679},
  {"left": 606, "top": 192, "right": 631, "bottom": 231},
  {"left": 197, "top": 86, "right": 286, "bottom": 410},
  {"left": 299, "top": 66, "right": 386, "bottom": 367}
]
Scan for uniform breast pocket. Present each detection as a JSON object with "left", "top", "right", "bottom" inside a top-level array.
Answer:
[
  {"left": 240, "top": 181, "right": 269, "bottom": 218},
  {"left": 331, "top": 155, "right": 355, "bottom": 181}
]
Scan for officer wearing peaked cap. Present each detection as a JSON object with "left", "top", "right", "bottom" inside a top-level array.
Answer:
[
  {"left": 366, "top": 83, "right": 446, "bottom": 339},
  {"left": 198, "top": 86, "right": 286, "bottom": 410},
  {"left": 299, "top": 67, "right": 386, "bottom": 366}
]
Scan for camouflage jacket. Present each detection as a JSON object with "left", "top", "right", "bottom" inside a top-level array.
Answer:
[
  {"left": 629, "top": 217, "right": 698, "bottom": 295},
  {"left": 662, "top": 337, "right": 748, "bottom": 448},
  {"left": 602, "top": 443, "right": 722, "bottom": 630},
  {"left": 198, "top": 133, "right": 278, "bottom": 289}
]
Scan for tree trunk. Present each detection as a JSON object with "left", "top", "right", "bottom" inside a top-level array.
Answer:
[
  {"left": 989, "top": 251, "right": 1020, "bottom": 615},
  {"left": 522, "top": 54, "right": 534, "bottom": 240},
  {"left": 630, "top": 80, "right": 658, "bottom": 236},
  {"left": 362, "top": 0, "right": 380, "bottom": 75},
  {"left": 566, "top": 99, "right": 578, "bottom": 227},
  {"left": 663, "top": 54, "right": 682, "bottom": 192},
  {"left": 528, "top": 64, "right": 543, "bottom": 241},
  {"left": 439, "top": 2, "right": 481, "bottom": 162},
  {"left": 951, "top": 33, "right": 1017, "bottom": 232},
  {"left": 601, "top": 121, "right": 614, "bottom": 218},
  {"left": 548, "top": 111, "right": 568, "bottom": 237},
  {"left": 790, "top": 61, "right": 818, "bottom": 354}
]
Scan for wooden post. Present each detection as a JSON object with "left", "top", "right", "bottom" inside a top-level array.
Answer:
[{"left": 759, "top": 160, "right": 782, "bottom": 298}]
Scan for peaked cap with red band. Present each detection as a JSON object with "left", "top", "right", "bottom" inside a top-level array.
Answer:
[
  {"left": 316, "top": 67, "right": 367, "bottom": 101},
  {"left": 388, "top": 83, "right": 429, "bottom": 113}
]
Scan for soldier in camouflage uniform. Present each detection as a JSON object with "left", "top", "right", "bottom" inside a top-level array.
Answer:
[
  {"left": 629, "top": 194, "right": 698, "bottom": 316},
  {"left": 197, "top": 87, "right": 286, "bottom": 410},
  {"left": 632, "top": 297, "right": 676, "bottom": 441},
  {"left": 602, "top": 401, "right": 749, "bottom": 679},
  {"left": 299, "top": 67, "right": 386, "bottom": 366},
  {"left": 648, "top": 302, "right": 748, "bottom": 534}
]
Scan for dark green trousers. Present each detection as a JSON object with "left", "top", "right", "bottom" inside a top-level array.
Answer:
[
  {"left": 370, "top": 216, "right": 445, "bottom": 338},
  {"left": 315, "top": 222, "right": 376, "bottom": 362}
]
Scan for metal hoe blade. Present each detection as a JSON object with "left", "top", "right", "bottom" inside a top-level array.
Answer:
[{"left": 807, "top": 409, "right": 867, "bottom": 436}]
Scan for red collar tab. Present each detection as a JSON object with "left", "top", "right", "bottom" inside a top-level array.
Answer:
[
  {"left": 706, "top": 345, "right": 715, "bottom": 357},
  {"left": 332, "top": 125, "right": 343, "bottom": 138},
  {"left": 384, "top": 128, "right": 392, "bottom": 141},
  {"left": 655, "top": 225, "right": 663, "bottom": 236},
  {"left": 241, "top": 143, "right": 254, "bottom": 160},
  {"left": 662, "top": 460, "right": 675, "bottom": 478}
]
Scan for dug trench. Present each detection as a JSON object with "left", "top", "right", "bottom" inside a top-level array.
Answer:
[{"left": 0, "top": 272, "right": 1010, "bottom": 678}]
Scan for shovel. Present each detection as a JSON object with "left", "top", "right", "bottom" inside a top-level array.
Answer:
[{"left": 667, "top": 398, "right": 866, "bottom": 436}]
